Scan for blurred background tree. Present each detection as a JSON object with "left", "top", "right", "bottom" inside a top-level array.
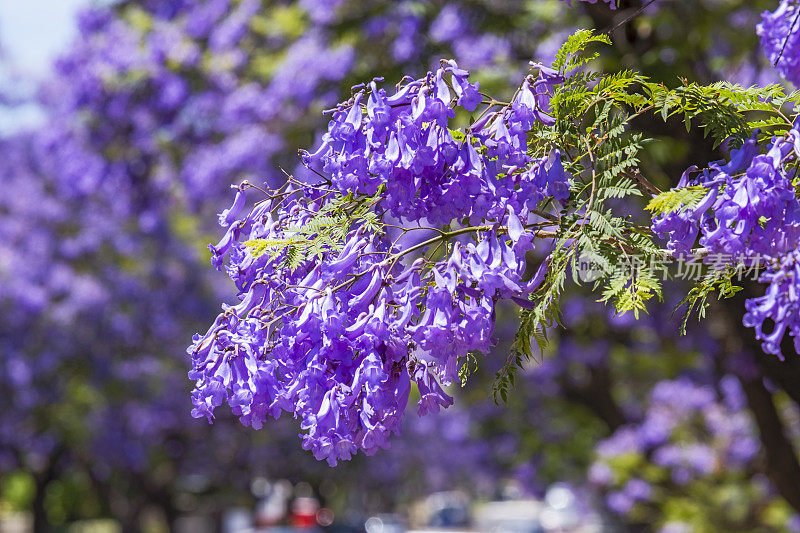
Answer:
[{"left": 2, "top": 1, "right": 800, "bottom": 532}]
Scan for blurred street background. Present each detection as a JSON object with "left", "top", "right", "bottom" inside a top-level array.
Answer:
[{"left": 2, "top": 1, "right": 800, "bottom": 532}]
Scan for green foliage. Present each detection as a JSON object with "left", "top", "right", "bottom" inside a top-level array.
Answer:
[
  {"left": 538, "top": 35, "right": 664, "bottom": 317},
  {"left": 458, "top": 352, "right": 480, "bottom": 387},
  {"left": 249, "top": 5, "right": 307, "bottom": 40},
  {"left": 490, "top": 28, "right": 800, "bottom": 397},
  {"left": 552, "top": 29, "right": 611, "bottom": 72},
  {"left": 245, "top": 186, "right": 385, "bottom": 270},
  {"left": 265, "top": 29, "right": 799, "bottom": 408},
  {"left": 649, "top": 81, "right": 798, "bottom": 147},
  {"left": 600, "top": 261, "right": 662, "bottom": 319},
  {"left": 494, "top": 250, "right": 567, "bottom": 403},
  {"left": 0, "top": 470, "right": 35, "bottom": 511},
  {"left": 495, "top": 33, "right": 667, "bottom": 401},
  {"left": 495, "top": 30, "right": 800, "bottom": 382},
  {"left": 676, "top": 267, "right": 744, "bottom": 336},
  {"left": 645, "top": 186, "right": 710, "bottom": 215}
]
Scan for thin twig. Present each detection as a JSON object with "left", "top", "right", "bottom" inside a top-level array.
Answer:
[
  {"left": 606, "top": 0, "right": 659, "bottom": 35},
  {"left": 775, "top": 6, "right": 800, "bottom": 67},
  {"left": 628, "top": 169, "right": 662, "bottom": 196}
]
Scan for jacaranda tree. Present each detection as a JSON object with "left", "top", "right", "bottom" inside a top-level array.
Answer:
[
  {"left": 190, "top": 0, "right": 800, "bottom": 529},
  {"left": 6, "top": 1, "right": 800, "bottom": 532}
]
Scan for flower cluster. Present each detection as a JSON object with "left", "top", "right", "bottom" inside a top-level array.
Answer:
[
  {"left": 26, "top": 16, "right": 546, "bottom": 473},
  {"left": 744, "top": 249, "right": 800, "bottom": 357},
  {"left": 652, "top": 127, "right": 800, "bottom": 358},
  {"left": 41, "top": 0, "right": 357, "bottom": 209},
  {"left": 758, "top": 0, "right": 800, "bottom": 86},
  {"left": 10, "top": 0, "right": 800, "bottom": 524},
  {"left": 189, "top": 62, "right": 570, "bottom": 465},
  {"left": 0, "top": 126, "right": 227, "bottom": 482},
  {"left": 301, "top": 61, "right": 568, "bottom": 223},
  {"left": 44, "top": 0, "right": 565, "bottom": 218},
  {"left": 590, "top": 377, "right": 760, "bottom": 517}
]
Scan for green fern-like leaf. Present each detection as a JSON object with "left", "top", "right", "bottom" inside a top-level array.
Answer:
[
  {"left": 645, "top": 186, "right": 710, "bottom": 215},
  {"left": 553, "top": 29, "right": 611, "bottom": 72},
  {"left": 245, "top": 238, "right": 295, "bottom": 258}
]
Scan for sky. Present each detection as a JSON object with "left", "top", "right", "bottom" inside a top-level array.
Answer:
[
  {"left": 0, "top": 0, "right": 87, "bottom": 76},
  {"left": 0, "top": 0, "right": 88, "bottom": 132}
]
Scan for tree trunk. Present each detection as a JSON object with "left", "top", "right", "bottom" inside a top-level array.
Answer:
[
  {"left": 562, "top": 364, "right": 628, "bottom": 431},
  {"left": 30, "top": 447, "right": 65, "bottom": 533},
  {"left": 740, "top": 376, "right": 800, "bottom": 513},
  {"left": 712, "top": 293, "right": 800, "bottom": 514},
  {"left": 31, "top": 477, "right": 49, "bottom": 533}
]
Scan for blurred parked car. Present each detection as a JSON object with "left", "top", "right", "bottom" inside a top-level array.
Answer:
[
  {"left": 365, "top": 513, "right": 406, "bottom": 533},
  {"left": 473, "top": 499, "right": 544, "bottom": 533},
  {"left": 423, "top": 492, "right": 471, "bottom": 529}
]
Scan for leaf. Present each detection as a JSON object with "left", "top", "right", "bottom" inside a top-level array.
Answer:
[
  {"left": 645, "top": 186, "right": 710, "bottom": 215},
  {"left": 244, "top": 238, "right": 297, "bottom": 258},
  {"left": 553, "top": 29, "right": 611, "bottom": 71},
  {"left": 676, "top": 268, "right": 743, "bottom": 335}
]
